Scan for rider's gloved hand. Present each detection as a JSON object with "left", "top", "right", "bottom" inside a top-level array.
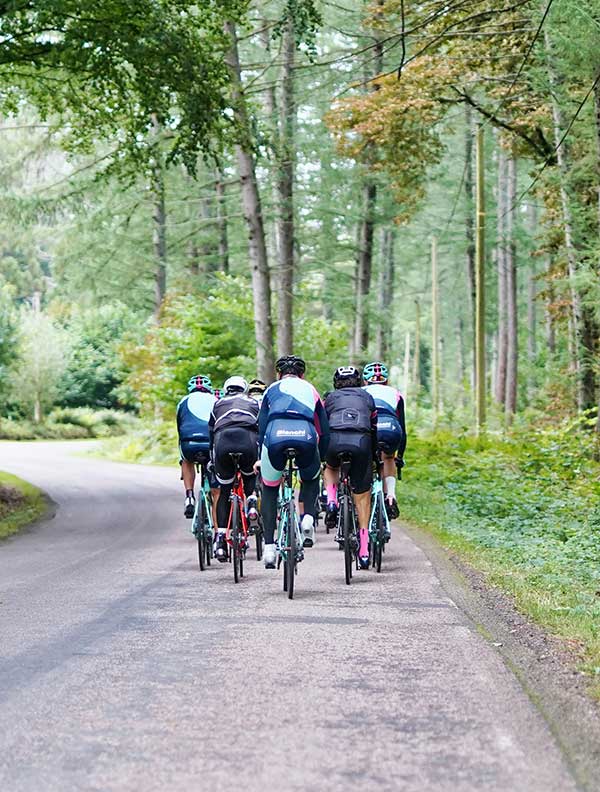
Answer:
[{"left": 396, "top": 457, "right": 404, "bottom": 480}]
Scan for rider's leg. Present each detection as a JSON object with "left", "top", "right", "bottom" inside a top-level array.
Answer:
[
  {"left": 258, "top": 444, "right": 282, "bottom": 556},
  {"left": 323, "top": 465, "right": 339, "bottom": 505},
  {"left": 383, "top": 453, "right": 396, "bottom": 498},
  {"left": 181, "top": 460, "right": 196, "bottom": 491}
]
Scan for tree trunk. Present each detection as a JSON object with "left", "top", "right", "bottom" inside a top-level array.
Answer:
[
  {"left": 495, "top": 146, "right": 507, "bottom": 406},
  {"left": 353, "top": 11, "right": 383, "bottom": 358},
  {"left": 527, "top": 203, "right": 538, "bottom": 364},
  {"left": 545, "top": 30, "right": 587, "bottom": 409},
  {"left": 151, "top": 168, "right": 167, "bottom": 319},
  {"left": 545, "top": 258, "right": 556, "bottom": 355},
  {"left": 276, "top": 14, "right": 296, "bottom": 356},
  {"left": 224, "top": 20, "right": 275, "bottom": 381},
  {"left": 151, "top": 116, "right": 166, "bottom": 319},
  {"left": 354, "top": 181, "right": 377, "bottom": 357},
  {"left": 505, "top": 154, "right": 518, "bottom": 419},
  {"left": 215, "top": 168, "right": 229, "bottom": 274},
  {"left": 431, "top": 236, "right": 440, "bottom": 420},
  {"left": 375, "top": 228, "right": 395, "bottom": 359}
]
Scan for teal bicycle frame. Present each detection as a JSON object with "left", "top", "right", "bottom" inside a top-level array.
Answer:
[
  {"left": 368, "top": 452, "right": 389, "bottom": 571},
  {"left": 276, "top": 452, "right": 304, "bottom": 598},
  {"left": 191, "top": 463, "right": 214, "bottom": 543}
]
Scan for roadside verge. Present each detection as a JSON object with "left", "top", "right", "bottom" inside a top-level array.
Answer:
[{"left": 0, "top": 470, "right": 50, "bottom": 540}]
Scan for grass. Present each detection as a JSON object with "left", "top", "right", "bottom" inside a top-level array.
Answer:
[
  {"left": 0, "top": 471, "right": 47, "bottom": 540},
  {"left": 400, "top": 427, "right": 600, "bottom": 694}
]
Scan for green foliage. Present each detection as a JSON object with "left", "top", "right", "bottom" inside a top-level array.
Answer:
[
  {"left": 0, "top": 408, "right": 136, "bottom": 440},
  {"left": 0, "top": 285, "right": 17, "bottom": 404},
  {"left": 10, "top": 309, "right": 71, "bottom": 421},
  {"left": 401, "top": 426, "right": 600, "bottom": 671},
  {"left": 59, "top": 303, "right": 141, "bottom": 409},
  {"left": 0, "top": 1, "right": 246, "bottom": 172},
  {"left": 123, "top": 275, "right": 257, "bottom": 418},
  {"left": 0, "top": 471, "right": 46, "bottom": 540}
]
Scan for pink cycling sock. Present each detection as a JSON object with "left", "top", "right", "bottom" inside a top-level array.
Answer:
[
  {"left": 359, "top": 527, "right": 369, "bottom": 558},
  {"left": 326, "top": 484, "right": 338, "bottom": 506}
]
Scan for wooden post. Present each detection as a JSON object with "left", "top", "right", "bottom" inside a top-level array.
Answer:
[
  {"left": 475, "top": 125, "right": 486, "bottom": 431},
  {"left": 431, "top": 236, "right": 440, "bottom": 422}
]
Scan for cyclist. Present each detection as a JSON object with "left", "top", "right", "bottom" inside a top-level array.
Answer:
[
  {"left": 362, "top": 361, "right": 406, "bottom": 521},
  {"left": 248, "top": 378, "right": 267, "bottom": 405},
  {"left": 209, "top": 376, "right": 259, "bottom": 562},
  {"left": 176, "top": 374, "right": 218, "bottom": 520},
  {"left": 323, "top": 366, "right": 378, "bottom": 569},
  {"left": 256, "top": 355, "right": 330, "bottom": 568}
]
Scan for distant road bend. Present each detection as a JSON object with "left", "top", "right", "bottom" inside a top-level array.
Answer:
[{"left": 0, "top": 441, "right": 578, "bottom": 792}]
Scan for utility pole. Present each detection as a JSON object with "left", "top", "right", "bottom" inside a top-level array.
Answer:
[
  {"left": 431, "top": 236, "right": 440, "bottom": 422},
  {"left": 403, "top": 331, "right": 411, "bottom": 399},
  {"left": 475, "top": 124, "right": 486, "bottom": 431},
  {"left": 413, "top": 299, "right": 421, "bottom": 416}
]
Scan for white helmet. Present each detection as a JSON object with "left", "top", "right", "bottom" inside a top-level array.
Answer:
[{"left": 223, "top": 375, "right": 248, "bottom": 395}]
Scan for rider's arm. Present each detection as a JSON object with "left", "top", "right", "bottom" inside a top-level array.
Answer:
[
  {"left": 314, "top": 398, "right": 330, "bottom": 460},
  {"left": 369, "top": 398, "right": 378, "bottom": 458},
  {"left": 257, "top": 393, "right": 269, "bottom": 451},
  {"left": 396, "top": 394, "right": 407, "bottom": 459}
]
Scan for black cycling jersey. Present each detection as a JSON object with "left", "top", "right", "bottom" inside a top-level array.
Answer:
[
  {"left": 324, "top": 387, "right": 377, "bottom": 439},
  {"left": 209, "top": 394, "right": 259, "bottom": 440}
]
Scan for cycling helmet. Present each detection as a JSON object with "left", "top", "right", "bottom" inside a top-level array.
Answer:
[
  {"left": 187, "top": 374, "right": 212, "bottom": 394},
  {"left": 363, "top": 361, "right": 389, "bottom": 384},
  {"left": 333, "top": 365, "right": 362, "bottom": 389},
  {"left": 276, "top": 355, "right": 306, "bottom": 377},
  {"left": 223, "top": 375, "right": 249, "bottom": 395},
  {"left": 248, "top": 378, "right": 267, "bottom": 395}
]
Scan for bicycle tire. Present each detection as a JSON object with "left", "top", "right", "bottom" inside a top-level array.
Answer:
[
  {"left": 232, "top": 498, "right": 241, "bottom": 584},
  {"left": 196, "top": 498, "right": 205, "bottom": 572},
  {"left": 255, "top": 526, "right": 263, "bottom": 561},
  {"left": 375, "top": 496, "right": 384, "bottom": 573},
  {"left": 343, "top": 490, "right": 352, "bottom": 585},
  {"left": 286, "top": 499, "right": 295, "bottom": 599}
]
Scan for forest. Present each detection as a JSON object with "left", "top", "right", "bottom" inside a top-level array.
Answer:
[{"left": 0, "top": 2, "right": 599, "bottom": 676}]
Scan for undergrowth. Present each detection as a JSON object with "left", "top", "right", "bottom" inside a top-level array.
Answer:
[{"left": 401, "top": 424, "right": 600, "bottom": 692}]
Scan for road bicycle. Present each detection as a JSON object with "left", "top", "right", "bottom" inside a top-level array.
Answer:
[
  {"left": 225, "top": 453, "right": 250, "bottom": 583},
  {"left": 335, "top": 452, "right": 359, "bottom": 585},
  {"left": 276, "top": 449, "right": 304, "bottom": 599},
  {"left": 368, "top": 445, "right": 390, "bottom": 573},
  {"left": 191, "top": 460, "right": 214, "bottom": 572}
]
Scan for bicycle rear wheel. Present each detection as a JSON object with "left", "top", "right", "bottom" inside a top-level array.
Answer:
[
  {"left": 196, "top": 499, "right": 205, "bottom": 572},
  {"left": 286, "top": 500, "right": 295, "bottom": 599},
  {"left": 232, "top": 498, "right": 241, "bottom": 584},
  {"left": 374, "top": 496, "right": 384, "bottom": 573},
  {"left": 343, "top": 492, "right": 352, "bottom": 585},
  {"left": 255, "top": 524, "right": 263, "bottom": 561}
]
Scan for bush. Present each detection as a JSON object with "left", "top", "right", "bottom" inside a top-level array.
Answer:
[{"left": 0, "top": 409, "right": 137, "bottom": 440}]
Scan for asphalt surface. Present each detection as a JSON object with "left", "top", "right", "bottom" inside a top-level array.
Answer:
[{"left": 0, "top": 441, "right": 579, "bottom": 792}]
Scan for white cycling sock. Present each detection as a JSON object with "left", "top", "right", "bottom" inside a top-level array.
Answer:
[{"left": 385, "top": 476, "right": 396, "bottom": 500}]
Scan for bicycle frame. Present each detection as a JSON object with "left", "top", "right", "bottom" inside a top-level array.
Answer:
[
  {"left": 226, "top": 469, "right": 249, "bottom": 549},
  {"left": 276, "top": 456, "right": 304, "bottom": 568},
  {"left": 192, "top": 463, "right": 214, "bottom": 542}
]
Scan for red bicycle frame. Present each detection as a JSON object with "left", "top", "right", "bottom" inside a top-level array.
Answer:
[{"left": 226, "top": 469, "right": 249, "bottom": 550}]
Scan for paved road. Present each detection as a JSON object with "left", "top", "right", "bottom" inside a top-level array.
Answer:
[{"left": 0, "top": 441, "right": 578, "bottom": 792}]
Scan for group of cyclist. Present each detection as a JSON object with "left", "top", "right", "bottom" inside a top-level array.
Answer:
[{"left": 176, "top": 355, "right": 406, "bottom": 572}]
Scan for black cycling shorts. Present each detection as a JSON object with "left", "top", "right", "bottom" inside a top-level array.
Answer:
[
  {"left": 325, "top": 431, "right": 373, "bottom": 494},
  {"left": 376, "top": 416, "right": 404, "bottom": 455},
  {"left": 179, "top": 440, "right": 217, "bottom": 488},
  {"left": 179, "top": 439, "right": 210, "bottom": 466},
  {"left": 213, "top": 426, "right": 258, "bottom": 485}
]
